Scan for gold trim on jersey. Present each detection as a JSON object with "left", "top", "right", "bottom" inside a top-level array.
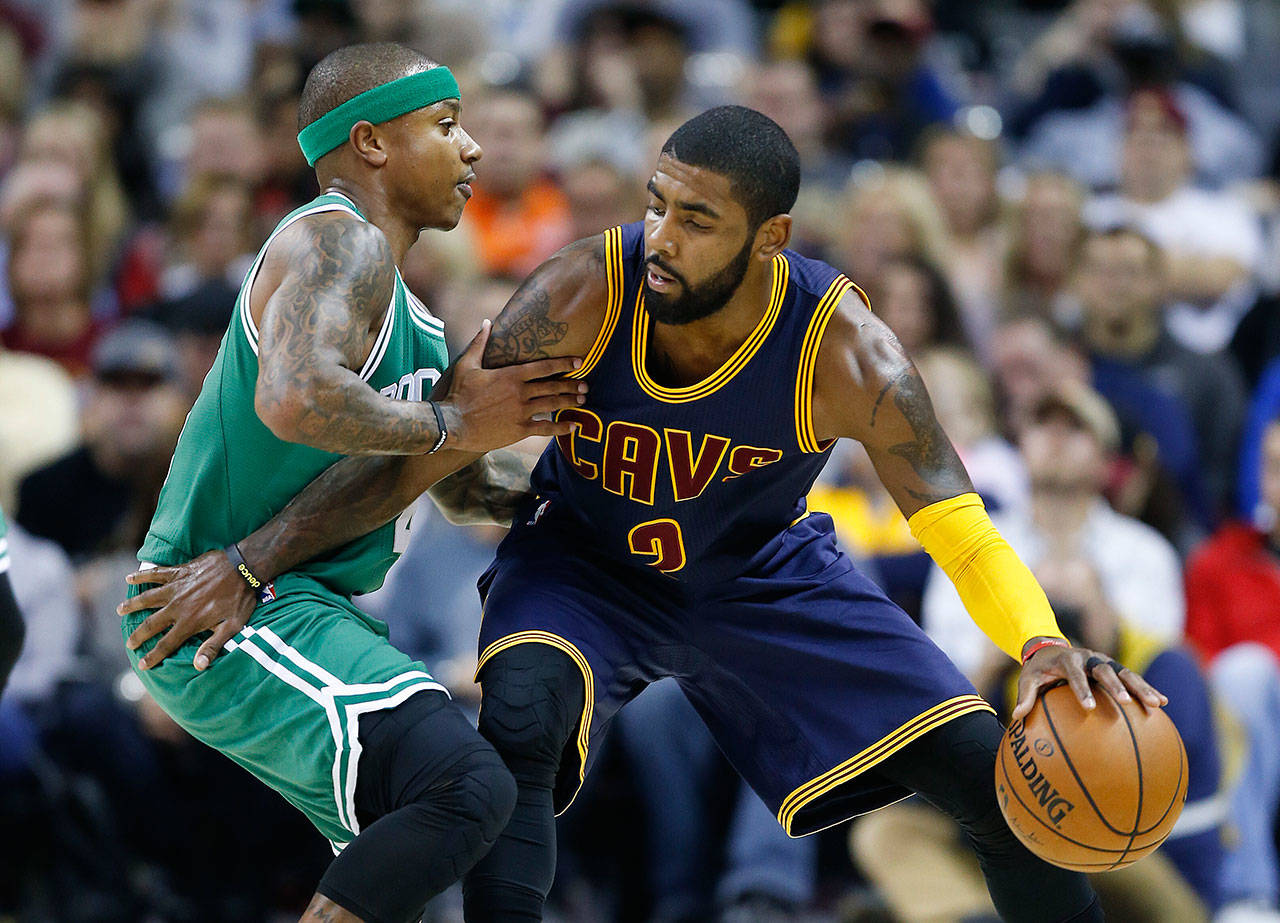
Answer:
[
  {"left": 474, "top": 631, "right": 596, "bottom": 815},
  {"left": 630, "top": 253, "right": 789, "bottom": 403},
  {"left": 776, "top": 694, "right": 994, "bottom": 836},
  {"left": 567, "top": 226, "right": 625, "bottom": 380},
  {"left": 793, "top": 275, "right": 859, "bottom": 453}
]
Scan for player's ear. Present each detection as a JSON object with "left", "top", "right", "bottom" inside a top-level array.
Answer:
[
  {"left": 350, "top": 121, "right": 389, "bottom": 167},
  {"left": 755, "top": 214, "right": 791, "bottom": 260}
]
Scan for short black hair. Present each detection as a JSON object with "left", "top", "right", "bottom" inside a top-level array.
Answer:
[
  {"left": 660, "top": 106, "right": 800, "bottom": 227},
  {"left": 298, "top": 42, "right": 439, "bottom": 134}
]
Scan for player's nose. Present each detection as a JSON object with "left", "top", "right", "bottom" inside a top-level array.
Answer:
[{"left": 460, "top": 128, "right": 482, "bottom": 164}]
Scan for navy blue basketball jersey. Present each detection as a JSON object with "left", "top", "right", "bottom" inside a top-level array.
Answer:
[{"left": 528, "top": 222, "right": 866, "bottom": 583}]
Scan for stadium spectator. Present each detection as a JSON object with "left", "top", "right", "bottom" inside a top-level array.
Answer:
[
  {"left": 920, "top": 128, "right": 1006, "bottom": 347},
  {"left": 806, "top": 0, "right": 964, "bottom": 162},
  {"left": 1017, "top": 2, "right": 1264, "bottom": 190},
  {"left": 16, "top": 321, "right": 188, "bottom": 561},
  {"left": 0, "top": 340, "right": 78, "bottom": 513},
  {"left": 1082, "top": 90, "right": 1264, "bottom": 354},
  {"left": 1073, "top": 226, "right": 1246, "bottom": 519},
  {"left": 0, "top": 197, "right": 104, "bottom": 376},
  {"left": 1001, "top": 171, "right": 1085, "bottom": 325},
  {"left": 870, "top": 255, "right": 970, "bottom": 359},
  {"left": 464, "top": 88, "right": 574, "bottom": 277}
]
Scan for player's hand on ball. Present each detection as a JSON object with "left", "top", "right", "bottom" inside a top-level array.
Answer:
[
  {"left": 436, "top": 320, "right": 587, "bottom": 453},
  {"left": 119, "top": 550, "right": 257, "bottom": 672},
  {"left": 1012, "top": 641, "right": 1168, "bottom": 722}
]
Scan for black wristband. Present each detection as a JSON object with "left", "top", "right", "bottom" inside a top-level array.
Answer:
[
  {"left": 426, "top": 401, "right": 448, "bottom": 454},
  {"left": 224, "top": 543, "right": 265, "bottom": 591}
]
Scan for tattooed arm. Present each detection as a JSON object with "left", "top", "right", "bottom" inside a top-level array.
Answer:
[
  {"left": 427, "top": 440, "right": 546, "bottom": 527},
  {"left": 810, "top": 291, "right": 1166, "bottom": 715},
  {"left": 251, "top": 214, "right": 588, "bottom": 454},
  {"left": 810, "top": 290, "right": 973, "bottom": 517},
  {"left": 122, "top": 235, "right": 609, "bottom": 668},
  {"left": 251, "top": 213, "right": 442, "bottom": 454}
]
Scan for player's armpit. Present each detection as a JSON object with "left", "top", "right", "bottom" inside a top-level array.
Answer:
[
  {"left": 484, "top": 234, "right": 611, "bottom": 369},
  {"left": 809, "top": 289, "right": 972, "bottom": 518}
]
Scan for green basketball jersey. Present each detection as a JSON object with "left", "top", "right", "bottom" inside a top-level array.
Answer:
[{"left": 141, "top": 192, "right": 449, "bottom": 597}]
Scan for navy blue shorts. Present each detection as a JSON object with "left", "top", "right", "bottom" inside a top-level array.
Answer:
[{"left": 476, "top": 505, "right": 993, "bottom": 837}]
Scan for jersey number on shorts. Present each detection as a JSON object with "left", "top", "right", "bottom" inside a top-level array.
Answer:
[{"left": 627, "top": 518, "right": 686, "bottom": 573}]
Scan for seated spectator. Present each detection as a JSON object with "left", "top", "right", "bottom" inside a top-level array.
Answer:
[
  {"left": 990, "top": 315, "right": 1204, "bottom": 545},
  {"left": 920, "top": 128, "right": 1007, "bottom": 347},
  {"left": 915, "top": 348, "right": 1028, "bottom": 514},
  {"left": 19, "top": 100, "right": 130, "bottom": 285},
  {"left": 17, "top": 321, "right": 188, "bottom": 561},
  {"left": 1001, "top": 171, "right": 1085, "bottom": 326},
  {"left": 1083, "top": 89, "right": 1264, "bottom": 353},
  {"left": 1018, "top": 8, "right": 1264, "bottom": 191},
  {"left": 1184, "top": 430, "right": 1280, "bottom": 917},
  {"left": 1073, "top": 226, "right": 1246, "bottom": 518},
  {"left": 806, "top": 0, "right": 963, "bottom": 162},
  {"left": 925, "top": 384, "right": 1186, "bottom": 680},
  {"left": 158, "top": 173, "right": 257, "bottom": 303},
  {"left": 465, "top": 88, "right": 574, "bottom": 277},
  {"left": 1189, "top": 416, "right": 1280, "bottom": 664},
  {"left": 0, "top": 343, "right": 78, "bottom": 512},
  {"left": 559, "top": 154, "right": 646, "bottom": 241},
  {"left": 0, "top": 197, "right": 104, "bottom": 377},
  {"left": 832, "top": 167, "right": 950, "bottom": 303},
  {"left": 872, "top": 255, "right": 970, "bottom": 360}
]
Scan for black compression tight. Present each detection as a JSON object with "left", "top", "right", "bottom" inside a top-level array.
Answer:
[
  {"left": 317, "top": 692, "right": 517, "bottom": 923},
  {"left": 463, "top": 645, "right": 585, "bottom": 923},
  {"left": 873, "top": 710, "right": 1102, "bottom": 923}
]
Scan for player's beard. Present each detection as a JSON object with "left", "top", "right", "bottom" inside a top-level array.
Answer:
[{"left": 644, "top": 235, "right": 755, "bottom": 326}]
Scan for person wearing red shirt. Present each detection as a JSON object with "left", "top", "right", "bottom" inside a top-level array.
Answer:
[{"left": 1185, "top": 415, "right": 1280, "bottom": 919}]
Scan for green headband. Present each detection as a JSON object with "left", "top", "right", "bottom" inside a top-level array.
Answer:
[{"left": 297, "top": 66, "right": 461, "bottom": 167}]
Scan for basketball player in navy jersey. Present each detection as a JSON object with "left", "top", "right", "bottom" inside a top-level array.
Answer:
[{"left": 124, "top": 107, "right": 1164, "bottom": 923}]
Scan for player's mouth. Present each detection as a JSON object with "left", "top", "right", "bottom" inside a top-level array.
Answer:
[
  {"left": 645, "top": 261, "right": 679, "bottom": 292},
  {"left": 457, "top": 173, "right": 476, "bottom": 199}
]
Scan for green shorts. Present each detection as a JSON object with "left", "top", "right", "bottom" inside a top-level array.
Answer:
[{"left": 123, "top": 573, "right": 446, "bottom": 851}]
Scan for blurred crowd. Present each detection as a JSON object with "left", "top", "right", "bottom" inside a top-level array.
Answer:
[{"left": 3, "top": 0, "right": 1280, "bottom": 920}]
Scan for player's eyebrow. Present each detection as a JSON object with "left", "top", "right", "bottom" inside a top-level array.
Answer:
[
  {"left": 438, "top": 99, "right": 461, "bottom": 116},
  {"left": 647, "top": 178, "right": 720, "bottom": 221}
]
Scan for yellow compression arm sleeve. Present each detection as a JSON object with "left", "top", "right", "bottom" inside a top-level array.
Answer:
[{"left": 908, "top": 492, "right": 1065, "bottom": 661}]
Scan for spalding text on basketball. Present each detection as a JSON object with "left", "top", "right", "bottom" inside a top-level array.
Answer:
[{"left": 1007, "top": 718, "right": 1076, "bottom": 827}]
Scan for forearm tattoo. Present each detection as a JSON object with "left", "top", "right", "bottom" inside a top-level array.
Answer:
[{"left": 429, "top": 449, "right": 534, "bottom": 526}]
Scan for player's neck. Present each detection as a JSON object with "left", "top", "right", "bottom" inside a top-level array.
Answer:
[
  {"left": 320, "top": 180, "right": 418, "bottom": 266},
  {"left": 648, "top": 261, "right": 774, "bottom": 385}
]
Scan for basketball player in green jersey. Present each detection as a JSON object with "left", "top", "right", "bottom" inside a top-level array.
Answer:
[{"left": 119, "top": 43, "right": 586, "bottom": 923}]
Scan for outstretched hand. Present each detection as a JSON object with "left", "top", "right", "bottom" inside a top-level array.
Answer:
[
  {"left": 1011, "top": 643, "right": 1168, "bottom": 722},
  {"left": 119, "top": 550, "right": 257, "bottom": 672}
]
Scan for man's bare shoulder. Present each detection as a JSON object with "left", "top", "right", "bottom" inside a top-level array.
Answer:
[
  {"left": 251, "top": 211, "right": 394, "bottom": 326},
  {"left": 484, "top": 234, "right": 611, "bottom": 368}
]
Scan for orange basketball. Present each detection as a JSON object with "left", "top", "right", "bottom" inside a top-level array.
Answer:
[{"left": 995, "top": 681, "right": 1187, "bottom": 871}]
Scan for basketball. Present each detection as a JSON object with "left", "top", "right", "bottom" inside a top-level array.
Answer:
[{"left": 995, "top": 681, "right": 1187, "bottom": 872}]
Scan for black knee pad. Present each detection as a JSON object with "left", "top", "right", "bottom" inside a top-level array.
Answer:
[
  {"left": 476, "top": 644, "right": 585, "bottom": 789},
  {"left": 435, "top": 744, "right": 518, "bottom": 845}
]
